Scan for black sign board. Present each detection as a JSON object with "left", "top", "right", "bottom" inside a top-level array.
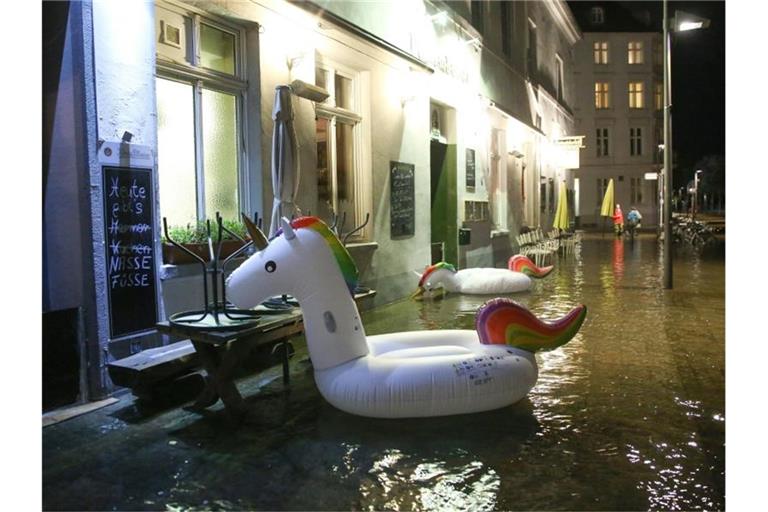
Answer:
[
  {"left": 102, "top": 166, "right": 158, "bottom": 338},
  {"left": 390, "top": 161, "right": 415, "bottom": 238},
  {"left": 466, "top": 148, "right": 476, "bottom": 189}
]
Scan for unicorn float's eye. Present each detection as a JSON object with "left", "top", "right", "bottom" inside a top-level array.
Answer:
[{"left": 265, "top": 260, "right": 277, "bottom": 273}]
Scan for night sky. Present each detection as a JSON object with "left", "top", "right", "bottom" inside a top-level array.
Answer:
[{"left": 665, "top": 1, "right": 725, "bottom": 185}]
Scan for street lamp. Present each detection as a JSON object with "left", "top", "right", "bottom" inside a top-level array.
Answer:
[
  {"left": 662, "top": 2, "right": 710, "bottom": 289},
  {"left": 693, "top": 169, "right": 703, "bottom": 221}
]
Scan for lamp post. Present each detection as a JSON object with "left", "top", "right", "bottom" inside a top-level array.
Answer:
[{"left": 662, "top": 2, "right": 710, "bottom": 289}]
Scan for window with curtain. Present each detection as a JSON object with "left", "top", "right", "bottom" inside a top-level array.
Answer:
[
  {"left": 593, "top": 41, "right": 608, "bottom": 64},
  {"left": 628, "top": 41, "right": 644, "bottom": 64},
  {"left": 629, "top": 81, "right": 644, "bottom": 109},
  {"left": 595, "top": 82, "right": 610, "bottom": 109}
]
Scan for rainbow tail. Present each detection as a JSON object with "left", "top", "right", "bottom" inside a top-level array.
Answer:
[
  {"left": 475, "top": 298, "right": 587, "bottom": 353},
  {"left": 508, "top": 254, "right": 553, "bottom": 279}
]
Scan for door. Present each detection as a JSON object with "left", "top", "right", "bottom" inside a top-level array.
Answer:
[{"left": 430, "top": 140, "right": 457, "bottom": 265}]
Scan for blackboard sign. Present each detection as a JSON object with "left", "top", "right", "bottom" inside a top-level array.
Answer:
[
  {"left": 102, "top": 166, "right": 158, "bottom": 338},
  {"left": 466, "top": 148, "right": 476, "bottom": 189},
  {"left": 390, "top": 161, "right": 415, "bottom": 238}
]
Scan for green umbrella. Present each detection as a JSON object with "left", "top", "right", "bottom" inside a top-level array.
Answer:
[
  {"left": 553, "top": 180, "right": 569, "bottom": 232},
  {"left": 600, "top": 178, "right": 615, "bottom": 237}
]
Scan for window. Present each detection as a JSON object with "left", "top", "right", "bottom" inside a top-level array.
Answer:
[
  {"left": 654, "top": 39, "right": 663, "bottom": 65},
  {"left": 596, "top": 178, "right": 609, "bottom": 206},
  {"left": 471, "top": 1, "right": 484, "bottom": 34},
  {"left": 596, "top": 128, "right": 609, "bottom": 157},
  {"left": 555, "top": 54, "right": 564, "bottom": 101},
  {"left": 315, "top": 60, "right": 368, "bottom": 240},
  {"left": 628, "top": 81, "right": 644, "bottom": 109},
  {"left": 490, "top": 129, "right": 507, "bottom": 230},
  {"left": 500, "top": 1, "right": 511, "bottom": 57},
  {"left": 654, "top": 82, "right": 663, "bottom": 110},
  {"left": 630, "top": 127, "right": 643, "bottom": 156},
  {"left": 591, "top": 7, "right": 605, "bottom": 24},
  {"left": 155, "top": 5, "right": 245, "bottom": 226},
  {"left": 527, "top": 19, "right": 537, "bottom": 79},
  {"left": 595, "top": 82, "right": 610, "bottom": 109},
  {"left": 593, "top": 41, "right": 608, "bottom": 64},
  {"left": 630, "top": 177, "right": 643, "bottom": 204},
  {"left": 628, "top": 41, "right": 644, "bottom": 64}
]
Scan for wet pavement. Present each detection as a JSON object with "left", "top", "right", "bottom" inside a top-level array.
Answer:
[{"left": 43, "top": 234, "right": 725, "bottom": 511}]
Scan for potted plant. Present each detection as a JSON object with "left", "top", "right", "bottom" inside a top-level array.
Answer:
[{"left": 162, "top": 219, "right": 250, "bottom": 265}]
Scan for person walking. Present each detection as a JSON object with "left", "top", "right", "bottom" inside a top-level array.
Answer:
[
  {"left": 626, "top": 206, "right": 642, "bottom": 239},
  {"left": 613, "top": 203, "right": 624, "bottom": 237}
]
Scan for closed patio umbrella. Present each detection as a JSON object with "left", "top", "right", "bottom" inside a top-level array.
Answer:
[
  {"left": 269, "top": 85, "right": 299, "bottom": 237},
  {"left": 600, "top": 178, "right": 615, "bottom": 237},
  {"left": 553, "top": 180, "right": 569, "bottom": 232}
]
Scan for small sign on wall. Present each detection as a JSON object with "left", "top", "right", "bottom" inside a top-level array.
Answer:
[
  {"left": 390, "top": 161, "right": 415, "bottom": 238},
  {"left": 466, "top": 148, "right": 476, "bottom": 189}
]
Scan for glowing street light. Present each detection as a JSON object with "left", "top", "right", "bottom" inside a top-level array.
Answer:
[{"left": 662, "top": 3, "right": 710, "bottom": 289}]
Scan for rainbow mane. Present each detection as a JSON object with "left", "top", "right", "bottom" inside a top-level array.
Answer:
[
  {"left": 273, "top": 216, "right": 359, "bottom": 295},
  {"left": 475, "top": 298, "right": 586, "bottom": 353},
  {"left": 418, "top": 262, "right": 456, "bottom": 288},
  {"left": 508, "top": 254, "right": 553, "bottom": 279}
]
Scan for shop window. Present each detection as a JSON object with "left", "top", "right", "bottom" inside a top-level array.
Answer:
[
  {"left": 595, "top": 81, "right": 610, "bottom": 109},
  {"left": 629, "top": 81, "right": 644, "bottom": 109},
  {"left": 628, "top": 41, "right": 644, "bottom": 64},
  {"left": 315, "top": 61, "right": 369, "bottom": 240},
  {"left": 155, "top": 3, "right": 245, "bottom": 227},
  {"left": 593, "top": 41, "right": 608, "bottom": 64}
]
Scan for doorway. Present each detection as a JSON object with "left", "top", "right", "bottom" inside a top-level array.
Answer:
[{"left": 430, "top": 140, "right": 457, "bottom": 265}]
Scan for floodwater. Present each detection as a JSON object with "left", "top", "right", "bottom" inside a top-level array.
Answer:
[{"left": 43, "top": 234, "right": 725, "bottom": 511}]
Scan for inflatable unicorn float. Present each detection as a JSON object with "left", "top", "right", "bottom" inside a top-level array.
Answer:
[
  {"left": 412, "top": 255, "right": 553, "bottom": 299},
  {"left": 227, "top": 216, "right": 586, "bottom": 418}
]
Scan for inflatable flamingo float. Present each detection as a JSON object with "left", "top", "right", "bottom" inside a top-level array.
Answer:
[
  {"left": 412, "top": 255, "right": 553, "bottom": 299},
  {"left": 226, "top": 216, "right": 586, "bottom": 418}
]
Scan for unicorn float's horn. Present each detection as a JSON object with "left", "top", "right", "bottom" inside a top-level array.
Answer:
[
  {"left": 508, "top": 254, "right": 554, "bottom": 279},
  {"left": 475, "top": 298, "right": 587, "bottom": 353}
]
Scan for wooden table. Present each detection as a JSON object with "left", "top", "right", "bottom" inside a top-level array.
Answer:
[
  {"left": 152, "top": 290, "right": 376, "bottom": 417},
  {"left": 155, "top": 309, "right": 304, "bottom": 417}
]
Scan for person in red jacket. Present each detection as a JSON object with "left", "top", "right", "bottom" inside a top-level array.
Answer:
[{"left": 613, "top": 204, "right": 624, "bottom": 237}]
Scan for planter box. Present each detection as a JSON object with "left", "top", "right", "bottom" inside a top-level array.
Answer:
[{"left": 162, "top": 240, "right": 247, "bottom": 265}]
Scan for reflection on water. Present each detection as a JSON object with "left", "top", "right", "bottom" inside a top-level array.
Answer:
[{"left": 43, "top": 235, "right": 724, "bottom": 511}]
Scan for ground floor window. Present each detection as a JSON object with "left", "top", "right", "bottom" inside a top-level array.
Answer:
[
  {"left": 315, "top": 60, "right": 368, "bottom": 240},
  {"left": 597, "top": 177, "right": 609, "bottom": 207},
  {"left": 630, "top": 177, "right": 643, "bottom": 205},
  {"left": 156, "top": 78, "right": 241, "bottom": 226}
]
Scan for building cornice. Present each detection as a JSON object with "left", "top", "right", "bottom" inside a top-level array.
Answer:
[{"left": 543, "top": 0, "right": 582, "bottom": 45}]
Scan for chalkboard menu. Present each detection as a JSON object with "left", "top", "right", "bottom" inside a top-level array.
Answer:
[
  {"left": 466, "top": 148, "right": 476, "bottom": 189},
  {"left": 390, "top": 161, "right": 415, "bottom": 238},
  {"left": 102, "top": 166, "right": 158, "bottom": 338}
]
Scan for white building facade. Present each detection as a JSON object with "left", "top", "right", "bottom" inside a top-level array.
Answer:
[
  {"left": 571, "top": 3, "right": 662, "bottom": 227},
  {"left": 43, "top": 0, "right": 582, "bottom": 400}
]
